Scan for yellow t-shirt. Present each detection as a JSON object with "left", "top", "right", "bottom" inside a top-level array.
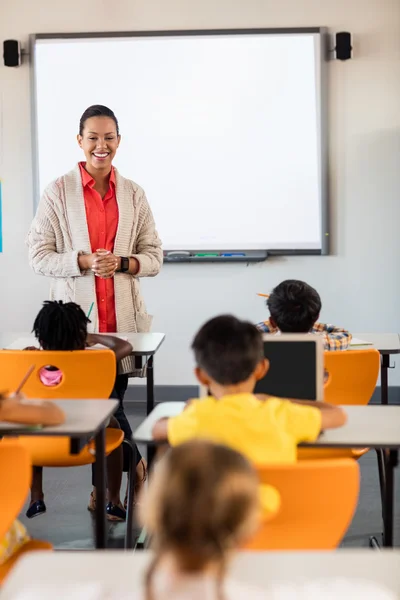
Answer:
[{"left": 168, "top": 394, "right": 322, "bottom": 515}]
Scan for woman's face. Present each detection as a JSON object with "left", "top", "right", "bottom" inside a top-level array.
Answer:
[{"left": 77, "top": 116, "right": 120, "bottom": 173}]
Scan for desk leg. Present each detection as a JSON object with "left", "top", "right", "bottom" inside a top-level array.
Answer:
[
  {"left": 381, "top": 355, "right": 389, "bottom": 405},
  {"left": 124, "top": 440, "right": 136, "bottom": 550},
  {"left": 94, "top": 428, "right": 107, "bottom": 550},
  {"left": 146, "top": 356, "right": 156, "bottom": 466},
  {"left": 146, "top": 355, "right": 154, "bottom": 416},
  {"left": 383, "top": 449, "right": 398, "bottom": 547}
]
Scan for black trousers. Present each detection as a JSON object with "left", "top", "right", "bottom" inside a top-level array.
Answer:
[{"left": 91, "top": 374, "right": 142, "bottom": 486}]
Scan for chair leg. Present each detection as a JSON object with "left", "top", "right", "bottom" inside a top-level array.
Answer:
[
  {"left": 123, "top": 438, "right": 136, "bottom": 550},
  {"left": 369, "top": 535, "right": 382, "bottom": 549}
]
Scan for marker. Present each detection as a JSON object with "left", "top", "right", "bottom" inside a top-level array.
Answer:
[
  {"left": 165, "top": 251, "right": 191, "bottom": 257},
  {"left": 221, "top": 253, "right": 246, "bottom": 257},
  {"left": 195, "top": 253, "right": 219, "bottom": 257}
]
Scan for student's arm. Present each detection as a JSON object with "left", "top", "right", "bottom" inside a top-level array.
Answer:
[
  {"left": 152, "top": 417, "right": 169, "bottom": 441},
  {"left": 313, "top": 323, "right": 352, "bottom": 351},
  {"left": 288, "top": 399, "right": 347, "bottom": 430},
  {"left": 86, "top": 333, "right": 133, "bottom": 362},
  {"left": 152, "top": 402, "right": 200, "bottom": 444},
  {"left": 0, "top": 397, "right": 65, "bottom": 426}
]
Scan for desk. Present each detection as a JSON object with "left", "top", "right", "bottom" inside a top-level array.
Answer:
[
  {"left": 1, "top": 332, "right": 166, "bottom": 416},
  {"left": 133, "top": 403, "right": 400, "bottom": 548},
  {"left": 0, "top": 399, "right": 118, "bottom": 550},
  {"left": 2, "top": 550, "right": 400, "bottom": 596},
  {"left": 353, "top": 333, "right": 400, "bottom": 405}
]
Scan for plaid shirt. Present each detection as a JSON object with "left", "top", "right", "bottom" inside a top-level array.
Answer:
[{"left": 256, "top": 320, "right": 352, "bottom": 351}]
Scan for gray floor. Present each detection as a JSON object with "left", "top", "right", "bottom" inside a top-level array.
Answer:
[{"left": 18, "top": 403, "right": 400, "bottom": 549}]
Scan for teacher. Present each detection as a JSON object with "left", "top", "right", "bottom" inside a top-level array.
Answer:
[
  {"left": 27, "top": 104, "right": 162, "bottom": 349},
  {"left": 27, "top": 104, "right": 162, "bottom": 510}
]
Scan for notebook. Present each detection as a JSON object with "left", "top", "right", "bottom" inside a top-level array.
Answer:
[{"left": 350, "top": 337, "right": 373, "bottom": 347}]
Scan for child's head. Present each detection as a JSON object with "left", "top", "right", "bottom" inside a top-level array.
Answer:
[
  {"left": 267, "top": 279, "right": 321, "bottom": 333},
  {"left": 33, "top": 300, "right": 89, "bottom": 351},
  {"left": 192, "top": 315, "right": 268, "bottom": 390},
  {"left": 142, "top": 440, "right": 260, "bottom": 580}
]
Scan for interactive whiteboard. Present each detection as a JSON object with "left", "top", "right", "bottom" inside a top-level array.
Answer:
[{"left": 31, "top": 29, "right": 328, "bottom": 255}]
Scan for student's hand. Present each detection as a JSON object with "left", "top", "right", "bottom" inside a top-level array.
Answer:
[{"left": 92, "top": 249, "right": 119, "bottom": 279}]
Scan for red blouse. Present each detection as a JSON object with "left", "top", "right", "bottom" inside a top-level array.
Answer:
[{"left": 79, "top": 162, "right": 118, "bottom": 333}]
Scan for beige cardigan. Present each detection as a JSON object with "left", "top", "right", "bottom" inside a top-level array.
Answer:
[{"left": 27, "top": 165, "right": 163, "bottom": 373}]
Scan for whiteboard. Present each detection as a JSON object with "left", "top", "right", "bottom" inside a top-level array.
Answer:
[{"left": 31, "top": 29, "right": 328, "bottom": 254}]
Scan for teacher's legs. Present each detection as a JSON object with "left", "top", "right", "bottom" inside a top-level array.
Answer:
[{"left": 91, "top": 375, "right": 147, "bottom": 510}]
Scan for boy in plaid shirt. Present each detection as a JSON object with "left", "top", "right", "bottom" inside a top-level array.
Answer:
[{"left": 256, "top": 280, "right": 351, "bottom": 351}]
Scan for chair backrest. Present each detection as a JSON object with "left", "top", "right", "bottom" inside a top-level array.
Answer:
[
  {"left": 324, "top": 349, "right": 380, "bottom": 405},
  {"left": 0, "top": 350, "right": 116, "bottom": 399},
  {"left": 0, "top": 442, "right": 31, "bottom": 540},
  {"left": 245, "top": 459, "right": 360, "bottom": 550}
]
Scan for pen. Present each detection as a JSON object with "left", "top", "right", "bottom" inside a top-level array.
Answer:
[{"left": 87, "top": 302, "right": 94, "bottom": 320}]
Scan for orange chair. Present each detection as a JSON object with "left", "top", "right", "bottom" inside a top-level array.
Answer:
[
  {"left": 0, "top": 349, "right": 117, "bottom": 399},
  {"left": 0, "top": 350, "right": 123, "bottom": 467},
  {"left": 298, "top": 348, "right": 380, "bottom": 461},
  {"left": 0, "top": 351, "right": 134, "bottom": 546},
  {"left": 245, "top": 459, "right": 360, "bottom": 550},
  {"left": 324, "top": 349, "right": 380, "bottom": 406},
  {"left": 0, "top": 442, "right": 52, "bottom": 583}
]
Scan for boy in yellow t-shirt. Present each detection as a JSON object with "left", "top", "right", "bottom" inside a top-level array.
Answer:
[{"left": 153, "top": 315, "right": 347, "bottom": 513}]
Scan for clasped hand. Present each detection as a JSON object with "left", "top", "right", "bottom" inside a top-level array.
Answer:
[{"left": 92, "top": 249, "right": 119, "bottom": 279}]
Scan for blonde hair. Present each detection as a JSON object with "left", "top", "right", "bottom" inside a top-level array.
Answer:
[{"left": 141, "top": 441, "right": 261, "bottom": 600}]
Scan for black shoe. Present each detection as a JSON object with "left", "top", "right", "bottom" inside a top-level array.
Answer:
[
  {"left": 26, "top": 500, "right": 46, "bottom": 519},
  {"left": 106, "top": 502, "right": 126, "bottom": 522}
]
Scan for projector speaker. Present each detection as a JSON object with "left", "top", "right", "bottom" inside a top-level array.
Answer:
[
  {"left": 3, "top": 40, "right": 21, "bottom": 67},
  {"left": 335, "top": 32, "right": 352, "bottom": 61}
]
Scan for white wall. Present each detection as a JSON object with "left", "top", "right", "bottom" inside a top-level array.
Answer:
[{"left": 1, "top": 0, "right": 400, "bottom": 386}]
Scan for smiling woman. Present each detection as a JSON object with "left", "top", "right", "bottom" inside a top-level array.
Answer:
[
  {"left": 27, "top": 104, "right": 162, "bottom": 343},
  {"left": 26, "top": 106, "right": 162, "bottom": 516}
]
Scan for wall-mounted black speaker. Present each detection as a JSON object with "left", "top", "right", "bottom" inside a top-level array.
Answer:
[
  {"left": 3, "top": 40, "right": 21, "bottom": 67},
  {"left": 335, "top": 32, "right": 352, "bottom": 61}
]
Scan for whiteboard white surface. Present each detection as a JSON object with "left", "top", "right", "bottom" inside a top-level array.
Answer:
[{"left": 33, "top": 31, "right": 326, "bottom": 252}]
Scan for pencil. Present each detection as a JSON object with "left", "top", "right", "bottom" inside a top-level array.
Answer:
[
  {"left": 257, "top": 293, "right": 270, "bottom": 298},
  {"left": 87, "top": 302, "right": 94, "bottom": 320},
  {"left": 15, "top": 365, "right": 35, "bottom": 394}
]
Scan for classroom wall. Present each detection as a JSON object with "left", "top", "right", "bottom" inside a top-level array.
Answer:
[{"left": 1, "top": 0, "right": 400, "bottom": 386}]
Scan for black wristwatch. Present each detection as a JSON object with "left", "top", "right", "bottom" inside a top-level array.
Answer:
[{"left": 120, "top": 257, "right": 130, "bottom": 273}]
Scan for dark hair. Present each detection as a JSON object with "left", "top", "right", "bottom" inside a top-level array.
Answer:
[
  {"left": 79, "top": 105, "right": 119, "bottom": 136},
  {"left": 267, "top": 279, "right": 321, "bottom": 333},
  {"left": 192, "top": 315, "right": 264, "bottom": 385},
  {"left": 33, "top": 300, "right": 89, "bottom": 351}
]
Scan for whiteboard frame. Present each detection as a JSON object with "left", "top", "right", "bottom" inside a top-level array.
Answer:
[{"left": 30, "top": 28, "right": 330, "bottom": 256}]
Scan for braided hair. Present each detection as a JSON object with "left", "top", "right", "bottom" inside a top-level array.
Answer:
[{"left": 33, "top": 301, "right": 89, "bottom": 351}]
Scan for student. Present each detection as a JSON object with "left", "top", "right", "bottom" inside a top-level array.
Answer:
[
  {"left": 25, "top": 300, "right": 147, "bottom": 521},
  {"left": 0, "top": 395, "right": 64, "bottom": 567},
  {"left": 152, "top": 315, "right": 346, "bottom": 513},
  {"left": 256, "top": 279, "right": 352, "bottom": 350},
  {"left": 139, "top": 440, "right": 265, "bottom": 600}
]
